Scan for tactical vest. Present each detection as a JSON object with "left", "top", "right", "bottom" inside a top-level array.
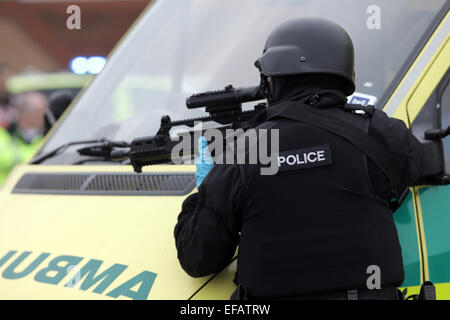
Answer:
[{"left": 236, "top": 101, "right": 404, "bottom": 298}]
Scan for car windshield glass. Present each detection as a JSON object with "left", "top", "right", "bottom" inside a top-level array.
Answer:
[{"left": 39, "top": 0, "right": 447, "bottom": 164}]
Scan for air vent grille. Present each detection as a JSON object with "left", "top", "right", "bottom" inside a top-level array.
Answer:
[{"left": 12, "top": 172, "right": 195, "bottom": 196}]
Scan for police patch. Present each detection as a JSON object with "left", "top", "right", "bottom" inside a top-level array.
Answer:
[{"left": 277, "top": 144, "right": 332, "bottom": 172}]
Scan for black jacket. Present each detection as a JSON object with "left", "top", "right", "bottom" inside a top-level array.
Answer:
[{"left": 174, "top": 96, "right": 424, "bottom": 298}]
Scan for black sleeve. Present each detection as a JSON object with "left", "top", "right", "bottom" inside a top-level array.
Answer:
[
  {"left": 174, "top": 164, "right": 243, "bottom": 277},
  {"left": 369, "top": 109, "right": 425, "bottom": 188}
]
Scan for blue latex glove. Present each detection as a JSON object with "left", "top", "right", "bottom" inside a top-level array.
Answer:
[{"left": 195, "top": 136, "right": 214, "bottom": 188}]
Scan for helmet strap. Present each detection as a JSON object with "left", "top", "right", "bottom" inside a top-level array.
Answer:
[{"left": 259, "top": 74, "right": 273, "bottom": 103}]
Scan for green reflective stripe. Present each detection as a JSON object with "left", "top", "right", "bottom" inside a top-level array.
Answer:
[
  {"left": 6, "top": 73, "right": 92, "bottom": 94},
  {"left": 418, "top": 185, "right": 450, "bottom": 284},
  {"left": 394, "top": 193, "right": 422, "bottom": 287}
]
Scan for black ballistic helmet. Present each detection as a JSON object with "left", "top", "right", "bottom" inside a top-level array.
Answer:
[{"left": 255, "top": 17, "right": 355, "bottom": 95}]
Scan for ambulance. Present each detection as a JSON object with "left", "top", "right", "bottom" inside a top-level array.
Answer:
[
  {"left": 0, "top": 0, "right": 449, "bottom": 299},
  {"left": 6, "top": 72, "right": 91, "bottom": 99}
]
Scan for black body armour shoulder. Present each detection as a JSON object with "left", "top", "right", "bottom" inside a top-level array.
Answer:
[{"left": 236, "top": 101, "right": 404, "bottom": 298}]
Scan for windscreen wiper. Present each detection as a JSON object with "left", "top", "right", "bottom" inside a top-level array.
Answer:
[
  {"left": 76, "top": 140, "right": 130, "bottom": 158},
  {"left": 31, "top": 138, "right": 130, "bottom": 164}
]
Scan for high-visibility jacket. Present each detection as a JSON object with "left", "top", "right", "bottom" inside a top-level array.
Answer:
[{"left": 0, "top": 128, "right": 42, "bottom": 185}]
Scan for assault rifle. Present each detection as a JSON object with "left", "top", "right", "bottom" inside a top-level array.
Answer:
[{"left": 110, "top": 85, "right": 266, "bottom": 172}]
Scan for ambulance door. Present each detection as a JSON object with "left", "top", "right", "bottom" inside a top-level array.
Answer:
[{"left": 411, "top": 69, "right": 450, "bottom": 299}]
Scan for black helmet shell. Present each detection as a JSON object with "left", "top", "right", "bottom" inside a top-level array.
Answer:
[{"left": 256, "top": 17, "right": 355, "bottom": 95}]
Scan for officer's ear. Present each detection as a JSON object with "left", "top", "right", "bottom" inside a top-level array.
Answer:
[
  {"left": 267, "top": 77, "right": 273, "bottom": 92},
  {"left": 266, "top": 76, "right": 274, "bottom": 106}
]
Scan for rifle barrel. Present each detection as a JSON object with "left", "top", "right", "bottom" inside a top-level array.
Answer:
[{"left": 186, "top": 85, "right": 264, "bottom": 109}]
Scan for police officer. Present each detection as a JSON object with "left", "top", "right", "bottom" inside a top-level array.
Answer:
[{"left": 174, "top": 17, "right": 425, "bottom": 300}]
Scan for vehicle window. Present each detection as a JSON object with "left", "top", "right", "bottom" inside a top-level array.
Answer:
[
  {"left": 39, "top": 0, "right": 448, "bottom": 164},
  {"left": 441, "top": 78, "right": 450, "bottom": 171}
]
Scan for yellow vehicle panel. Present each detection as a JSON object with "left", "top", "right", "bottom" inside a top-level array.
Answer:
[{"left": 0, "top": 164, "right": 235, "bottom": 299}]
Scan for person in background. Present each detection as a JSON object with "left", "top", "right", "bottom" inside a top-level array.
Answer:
[
  {"left": 0, "top": 64, "right": 14, "bottom": 129},
  {"left": 44, "top": 90, "right": 74, "bottom": 134},
  {"left": 0, "top": 91, "right": 48, "bottom": 185}
]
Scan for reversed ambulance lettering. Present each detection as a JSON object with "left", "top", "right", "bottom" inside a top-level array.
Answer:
[{"left": 0, "top": 250, "right": 157, "bottom": 300}]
